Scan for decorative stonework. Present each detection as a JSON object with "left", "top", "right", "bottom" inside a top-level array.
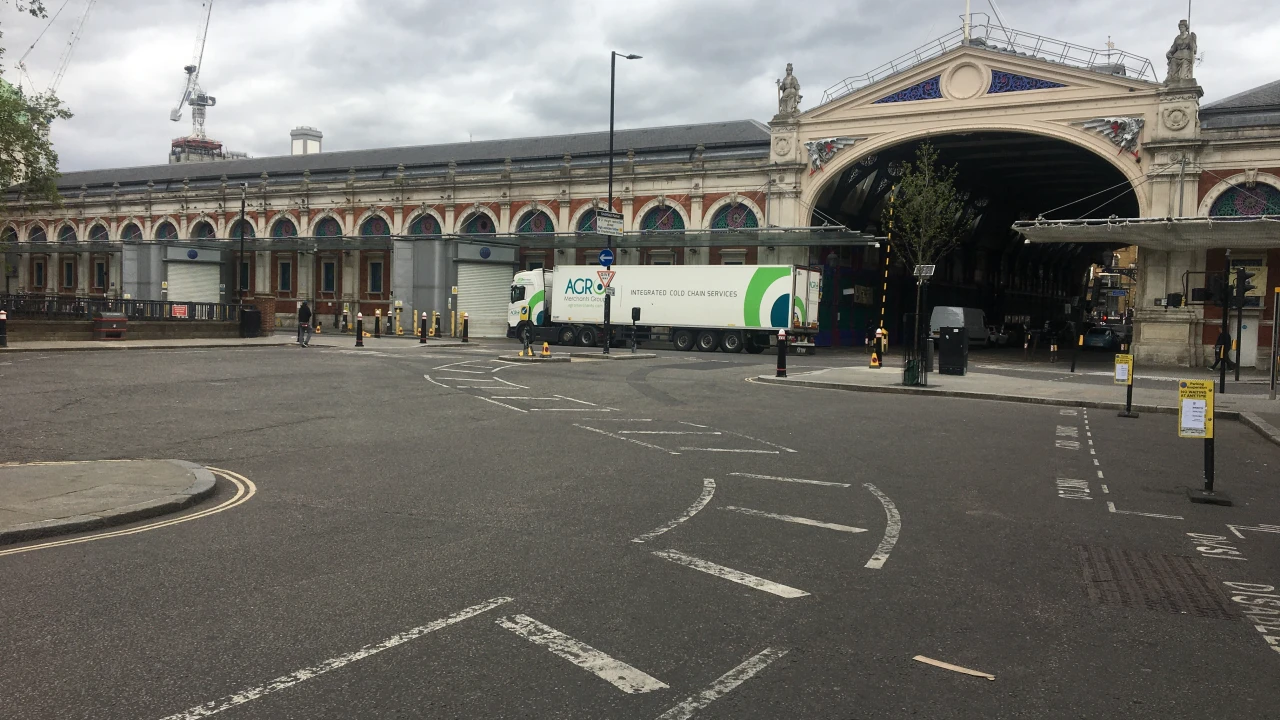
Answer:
[
  {"left": 773, "top": 137, "right": 792, "bottom": 157},
  {"left": 1162, "top": 107, "right": 1191, "bottom": 131},
  {"left": 872, "top": 76, "right": 941, "bottom": 104},
  {"left": 774, "top": 63, "right": 802, "bottom": 120},
  {"left": 803, "top": 137, "right": 862, "bottom": 175},
  {"left": 988, "top": 70, "right": 1066, "bottom": 94},
  {"left": 1076, "top": 117, "right": 1145, "bottom": 159},
  {"left": 1163, "top": 19, "right": 1197, "bottom": 85}
]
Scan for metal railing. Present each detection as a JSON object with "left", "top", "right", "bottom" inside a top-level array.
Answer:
[
  {"left": 0, "top": 293, "right": 240, "bottom": 322},
  {"left": 819, "top": 13, "right": 1156, "bottom": 106}
]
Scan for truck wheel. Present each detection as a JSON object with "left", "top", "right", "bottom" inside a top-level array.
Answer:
[
  {"left": 695, "top": 330, "right": 720, "bottom": 352},
  {"left": 721, "top": 331, "right": 744, "bottom": 353},
  {"left": 672, "top": 329, "right": 695, "bottom": 351},
  {"left": 557, "top": 326, "right": 576, "bottom": 346},
  {"left": 745, "top": 334, "right": 766, "bottom": 354},
  {"left": 577, "top": 326, "right": 598, "bottom": 347}
]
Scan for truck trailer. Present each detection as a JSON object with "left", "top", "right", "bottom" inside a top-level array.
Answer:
[{"left": 507, "top": 264, "right": 821, "bottom": 353}]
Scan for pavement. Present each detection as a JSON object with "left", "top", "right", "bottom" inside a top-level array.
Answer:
[
  {"left": 0, "top": 330, "right": 473, "bottom": 353},
  {"left": 0, "top": 459, "right": 215, "bottom": 544},
  {"left": 4, "top": 340, "right": 1280, "bottom": 718}
]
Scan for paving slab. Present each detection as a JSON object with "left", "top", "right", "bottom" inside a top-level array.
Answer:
[{"left": 0, "top": 459, "right": 216, "bottom": 544}]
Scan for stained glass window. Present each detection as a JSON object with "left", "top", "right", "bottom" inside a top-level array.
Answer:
[
  {"left": 58, "top": 225, "right": 77, "bottom": 243},
  {"left": 271, "top": 218, "right": 298, "bottom": 238},
  {"left": 314, "top": 217, "right": 342, "bottom": 237},
  {"left": 89, "top": 224, "right": 109, "bottom": 242},
  {"left": 577, "top": 210, "right": 599, "bottom": 232},
  {"left": 408, "top": 213, "right": 441, "bottom": 235},
  {"left": 361, "top": 216, "right": 390, "bottom": 236},
  {"left": 988, "top": 70, "right": 1066, "bottom": 94},
  {"left": 872, "top": 76, "right": 942, "bottom": 104},
  {"left": 1209, "top": 184, "right": 1280, "bottom": 217},
  {"left": 229, "top": 219, "right": 255, "bottom": 238},
  {"left": 155, "top": 222, "right": 177, "bottom": 240},
  {"left": 517, "top": 210, "right": 554, "bottom": 233},
  {"left": 191, "top": 220, "right": 215, "bottom": 239},
  {"left": 461, "top": 212, "right": 495, "bottom": 234},
  {"left": 710, "top": 204, "right": 759, "bottom": 230},
  {"left": 640, "top": 206, "right": 685, "bottom": 231},
  {"left": 2, "top": 226, "right": 16, "bottom": 244},
  {"left": 121, "top": 223, "right": 142, "bottom": 240},
  {"left": 29, "top": 226, "right": 47, "bottom": 243}
]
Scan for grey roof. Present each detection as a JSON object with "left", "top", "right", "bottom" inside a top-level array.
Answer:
[
  {"left": 55, "top": 120, "right": 771, "bottom": 191},
  {"left": 1201, "top": 79, "right": 1280, "bottom": 129}
]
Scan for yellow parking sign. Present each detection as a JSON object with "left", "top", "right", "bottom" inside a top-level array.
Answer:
[
  {"left": 1114, "top": 354, "right": 1133, "bottom": 386},
  {"left": 1178, "top": 380, "right": 1214, "bottom": 439}
]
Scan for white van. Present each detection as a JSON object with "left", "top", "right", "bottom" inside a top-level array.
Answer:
[{"left": 930, "top": 306, "right": 988, "bottom": 346}]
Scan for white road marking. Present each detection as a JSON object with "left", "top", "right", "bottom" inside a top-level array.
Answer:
[
  {"left": 157, "top": 597, "right": 512, "bottom": 719},
  {"left": 676, "top": 447, "right": 780, "bottom": 454},
  {"left": 495, "top": 615, "right": 668, "bottom": 694},
  {"left": 651, "top": 550, "right": 810, "bottom": 598},
  {"left": 475, "top": 396, "right": 528, "bottom": 413},
  {"left": 633, "top": 479, "right": 716, "bottom": 543},
  {"left": 455, "top": 386, "right": 506, "bottom": 390},
  {"left": 680, "top": 422, "right": 710, "bottom": 428},
  {"left": 620, "top": 430, "right": 722, "bottom": 435},
  {"left": 437, "top": 368, "right": 485, "bottom": 374},
  {"left": 1097, "top": 470, "right": 1104, "bottom": 478},
  {"left": 423, "top": 374, "right": 450, "bottom": 388},
  {"left": 864, "top": 483, "right": 901, "bottom": 570},
  {"left": 654, "top": 647, "right": 790, "bottom": 720},
  {"left": 1090, "top": 448, "right": 1096, "bottom": 455},
  {"left": 492, "top": 396, "right": 559, "bottom": 400},
  {"left": 491, "top": 377, "right": 529, "bottom": 389},
  {"left": 1093, "top": 458, "right": 1100, "bottom": 465},
  {"left": 591, "top": 418, "right": 653, "bottom": 421},
  {"left": 722, "top": 506, "right": 867, "bottom": 534},
  {"left": 575, "top": 424, "right": 680, "bottom": 454},
  {"left": 719, "top": 428, "right": 797, "bottom": 453},
  {"left": 1101, "top": 484, "right": 1109, "bottom": 494},
  {"left": 728, "top": 472, "right": 850, "bottom": 488},
  {"left": 531, "top": 408, "right": 613, "bottom": 412},
  {"left": 1106, "top": 501, "right": 1183, "bottom": 520},
  {"left": 554, "top": 394, "right": 596, "bottom": 405}
]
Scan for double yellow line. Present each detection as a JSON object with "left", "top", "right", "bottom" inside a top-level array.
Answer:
[{"left": 0, "top": 466, "right": 256, "bottom": 558}]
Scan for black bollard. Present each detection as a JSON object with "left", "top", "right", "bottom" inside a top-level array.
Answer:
[
  {"left": 419, "top": 312, "right": 427, "bottom": 344},
  {"left": 0, "top": 309, "right": 7, "bottom": 348},
  {"left": 776, "top": 329, "right": 788, "bottom": 378},
  {"left": 433, "top": 313, "right": 441, "bottom": 339},
  {"left": 355, "top": 313, "right": 364, "bottom": 347},
  {"left": 462, "top": 313, "right": 469, "bottom": 343},
  {"left": 374, "top": 311, "right": 381, "bottom": 339}
]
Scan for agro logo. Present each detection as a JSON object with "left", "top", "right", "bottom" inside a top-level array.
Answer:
[{"left": 564, "top": 277, "right": 605, "bottom": 296}]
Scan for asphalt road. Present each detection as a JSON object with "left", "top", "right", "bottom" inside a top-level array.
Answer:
[{"left": 2, "top": 341, "right": 1280, "bottom": 719}]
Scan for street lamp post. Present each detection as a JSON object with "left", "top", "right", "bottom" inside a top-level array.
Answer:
[
  {"left": 237, "top": 182, "right": 247, "bottom": 304},
  {"left": 604, "top": 50, "right": 641, "bottom": 355}
]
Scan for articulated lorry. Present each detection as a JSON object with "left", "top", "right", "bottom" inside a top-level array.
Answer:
[{"left": 507, "top": 264, "right": 821, "bottom": 353}]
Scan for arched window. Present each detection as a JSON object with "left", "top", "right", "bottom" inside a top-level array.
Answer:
[
  {"left": 28, "top": 226, "right": 47, "bottom": 243},
  {"left": 460, "top": 212, "right": 495, "bottom": 234},
  {"left": 271, "top": 218, "right": 298, "bottom": 238},
  {"left": 2, "top": 226, "right": 17, "bottom": 245},
  {"left": 229, "top": 219, "right": 255, "bottom": 238},
  {"left": 314, "top": 217, "right": 342, "bottom": 237},
  {"left": 577, "top": 210, "right": 599, "bottom": 232},
  {"left": 89, "top": 224, "right": 109, "bottom": 242},
  {"left": 155, "top": 221, "right": 177, "bottom": 240},
  {"left": 360, "top": 216, "right": 390, "bottom": 236},
  {"left": 408, "top": 213, "right": 441, "bottom": 235},
  {"left": 191, "top": 220, "right": 216, "bottom": 239},
  {"left": 121, "top": 223, "right": 142, "bottom": 240},
  {"left": 640, "top": 206, "right": 685, "bottom": 231},
  {"left": 59, "top": 225, "right": 77, "bottom": 243},
  {"left": 710, "top": 204, "right": 759, "bottom": 230},
  {"left": 1210, "top": 184, "right": 1280, "bottom": 217},
  {"left": 517, "top": 209, "right": 554, "bottom": 234}
]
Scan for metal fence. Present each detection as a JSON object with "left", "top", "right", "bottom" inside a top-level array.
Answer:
[{"left": 0, "top": 293, "right": 240, "bottom": 322}]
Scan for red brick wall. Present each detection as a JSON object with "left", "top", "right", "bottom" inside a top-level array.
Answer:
[{"left": 250, "top": 294, "right": 277, "bottom": 334}]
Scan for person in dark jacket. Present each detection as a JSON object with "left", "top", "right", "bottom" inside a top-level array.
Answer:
[
  {"left": 1208, "top": 329, "right": 1234, "bottom": 370},
  {"left": 298, "top": 301, "right": 313, "bottom": 347}
]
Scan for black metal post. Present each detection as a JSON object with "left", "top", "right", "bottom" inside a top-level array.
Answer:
[
  {"left": 355, "top": 313, "right": 363, "bottom": 347},
  {"left": 603, "top": 295, "right": 611, "bottom": 355},
  {"left": 1219, "top": 252, "right": 1230, "bottom": 393},
  {"left": 462, "top": 313, "right": 469, "bottom": 343},
  {"left": 1069, "top": 320, "right": 1080, "bottom": 373},
  {"left": 776, "top": 329, "right": 788, "bottom": 378},
  {"left": 1234, "top": 266, "right": 1244, "bottom": 383},
  {"left": 1271, "top": 289, "right": 1279, "bottom": 401},
  {"left": 1204, "top": 437, "right": 1215, "bottom": 493},
  {"left": 0, "top": 309, "right": 7, "bottom": 348},
  {"left": 420, "top": 312, "right": 427, "bottom": 344},
  {"left": 374, "top": 311, "right": 381, "bottom": 339},
  {"left": 237, "top": 184, "right": 247, "bottom": 305}
]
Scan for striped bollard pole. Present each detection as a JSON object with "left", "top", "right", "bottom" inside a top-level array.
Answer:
[
  {"left": 776, "top": 329, "right": 788, "bottom": 378},
  {"left": 355, "top": 313, "right": 364, "bottom": 347},
  {"left": 419, "top": 312, "right": 427, "bottom": 344}
]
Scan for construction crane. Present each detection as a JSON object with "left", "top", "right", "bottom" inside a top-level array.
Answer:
[
  {"left": 15, "top": 0, "right": 97, "bottom": 96},
  {"left": 170, "top": 0, "right": 216, "bottom": 139}
]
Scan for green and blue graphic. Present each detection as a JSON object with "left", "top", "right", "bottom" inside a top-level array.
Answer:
[{"left": 744, "top": 267, "right": 794, "bottom": 328}]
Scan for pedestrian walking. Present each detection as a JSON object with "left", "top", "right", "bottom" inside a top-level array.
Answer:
[
  {"left": 298, "top": 301, "right": 313, "bottom": 347},
  {"left": 1208, "top": 329, "right": 1234, "bottom": 370}
]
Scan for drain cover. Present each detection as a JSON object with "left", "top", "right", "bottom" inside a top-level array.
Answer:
[{"left": 1078, "top": 545, "right": 1238, "bottom": 620}]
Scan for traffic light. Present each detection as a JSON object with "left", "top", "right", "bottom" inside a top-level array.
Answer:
[{"left": 1235, "top": 267, "right": 1257, "bottom": 305}]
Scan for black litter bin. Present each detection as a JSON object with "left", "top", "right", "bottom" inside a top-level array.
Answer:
[
  {"left": 240, "top": 306, "right": 262, "bottom": 338},
  {"left": 92, "top": 311, "right": 128, "bottom": 340},
  {"left": 938, "top": 326, "right": 968, "bottom": 375}
]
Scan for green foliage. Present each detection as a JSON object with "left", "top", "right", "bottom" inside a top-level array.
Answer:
[{"left": 883, "top": 142, "right": 972, "bottom": 270}]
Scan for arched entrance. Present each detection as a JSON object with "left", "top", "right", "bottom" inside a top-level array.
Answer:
[{"left": 807, "top": 130, "right": 1140, "bottom": 346}]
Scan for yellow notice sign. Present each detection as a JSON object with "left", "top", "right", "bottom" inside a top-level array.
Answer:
[
  {"left": 1114, "top": 354, "right": 1133, "bottom": 385},
  {"left": 1178, "top": 380, "right": 1214, "bottom": 439}
]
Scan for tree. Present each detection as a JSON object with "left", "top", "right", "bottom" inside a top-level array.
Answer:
[
  {"left": 881, "top": 141, "right": 974, "bottom": 377},
  {"left": 1, "top": 0, "right": 73, "bottom": 276}
]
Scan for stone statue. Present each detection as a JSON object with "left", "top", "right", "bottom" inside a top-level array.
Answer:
[
  {"left": 776, "top": 63, "right": 802, "bottom": 118},
  {"left": 1164, "top": 19, "right": 1197, "bottom": 83}
]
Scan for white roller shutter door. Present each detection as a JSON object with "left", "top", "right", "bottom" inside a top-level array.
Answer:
[
  {"left": 166, "top": 263, "right": 221, "bottom": 303},
  {"left": 457, "top": 263, "right": 514, "bottom": 337}
]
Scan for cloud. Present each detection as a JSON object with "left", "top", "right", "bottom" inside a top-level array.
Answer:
[{"left": 0, "top": 0, "right": 1275, "bottom": 172}]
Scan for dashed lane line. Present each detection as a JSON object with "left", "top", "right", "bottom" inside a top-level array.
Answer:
[
  {"left": 495, "top": 614, "right": 668, "bottom": 695},
  {"left": 633, "top": 479, "right": 716, "bottom": 543},
  {"left": 156, "top": 597, "right": 513, "bottom": 720},
  {"left": 727, "top": 472, "right": 851, "bottom": 488},
  {"left": 654, "top": 647, "right": 790, "bottom": 720},
  {"left": 863, "top": 483, "right": 901, "bottom": 570},
  {"left": 651, "top": 550, "right": 810, "bottom": 598},
  {"left": 575, "top": 424, "right": 681, "bottom": 455},
  {"left": 721, "top": 506, "right": 867, "bottom": 534},
  {"left": 676, "top": 448, "right": 779, "bottom": 454}
]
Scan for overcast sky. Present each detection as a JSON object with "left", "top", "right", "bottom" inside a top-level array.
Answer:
[{"left": 2, "top": 0, "right": 1277, "bottom": 172}]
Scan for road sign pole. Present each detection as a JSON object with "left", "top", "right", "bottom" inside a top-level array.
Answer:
[
  {"left": 1235, "top": 267, "right": 1244, "bottom": 382},
  {"left": 1116, "top": 353, "right": 1137, "bottom": 418},
  {"left": 1182, "top": 378, "right": 1231, "bottom": 505},
  {"left": 1270, "top": 288, "right": 1278, "bottom": 400},
  {"left": 1220, "top": 254, "right": 1229, "bottom": 394}
]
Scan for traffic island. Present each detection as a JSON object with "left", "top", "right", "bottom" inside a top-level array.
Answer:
[
  {"left": 567, "top": 353, "right": 659, "bottom": 360},
  {"left": 0, "top": 459, "right": 216, "bottom": 545},
  {"left": 497, "top": 355, "right": 571, "bottom": 363}
]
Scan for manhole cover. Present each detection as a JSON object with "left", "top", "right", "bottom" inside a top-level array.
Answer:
[{"left": 1077, "top": 545, "right": 1237, "bottom": 620}]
